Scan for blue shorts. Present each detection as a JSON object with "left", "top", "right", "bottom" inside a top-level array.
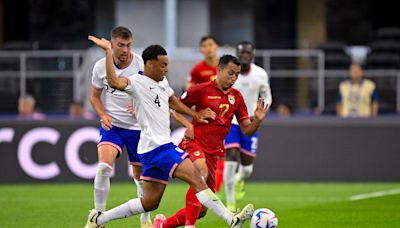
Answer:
[
  {"left": 98, "top": 125, "right": 141, "bottom": 165},
  {"left": 224, "top": 124, "right": 259, "bottom": 157},
  {"left": 139, "top": 142, "right": 188, "bottom": 184}
]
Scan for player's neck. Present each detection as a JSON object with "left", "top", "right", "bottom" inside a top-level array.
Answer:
[
  {"left": 241, "top": 64, "right": 251, "bottom": 75},
  {"left": 215, "top": 79, "right": 230, "bottom": 94},
  {"left": 204, "top": 56, "right": 218, "bottom": 67}
]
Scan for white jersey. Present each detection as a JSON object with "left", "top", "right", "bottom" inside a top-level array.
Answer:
[
  {"left": 125, "top": 75, "right": 175, "bottom": 154},
  {"left": 91, "top": 52, "right": 144, "bottom": 130},
  {"left": 232, "top": 63, "right": 272, "bottom": 125}
]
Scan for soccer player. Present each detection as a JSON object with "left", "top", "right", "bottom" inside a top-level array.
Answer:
[
  {"left": 90, "top": 26, "right": 152, "bottom": 227},
  {"left": 186, "top": 35, "right": 225, "bottom": 193},
  {"left": 186, "top": 35, "right": 219, "bottom": 90},
  {"left": 155, "top": 55, "right": 269, "bottom": 228},
  {"left": 224, "top": 41, "right": 272, "bottom": 211},
  {"left": 85, "top": 36, "right": 254, "bottom": 228}
]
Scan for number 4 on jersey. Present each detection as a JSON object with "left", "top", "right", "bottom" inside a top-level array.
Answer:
[{"left": 154, "top": 94, "right": 161, "bottom": 107}]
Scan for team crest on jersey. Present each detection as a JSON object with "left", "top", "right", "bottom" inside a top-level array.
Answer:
[{"left": 228, "top": 95, "right": 235, "bottom": 105}]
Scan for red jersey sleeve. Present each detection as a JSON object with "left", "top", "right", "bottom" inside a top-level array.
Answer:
[
  {"left": 235, "top": 91, "right": 249, "bottom": 122},
  {"left": 179, "top": 84, "right": 200, "bottom": 108}
]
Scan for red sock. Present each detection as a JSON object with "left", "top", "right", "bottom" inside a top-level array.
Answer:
[
  {"left": 185, "top": 187, "right": 202, "bottom": 226},
  {"left": 162, "top": 208, "right": 186, "bottom": 228},
  {"left": 215, "top": 158, "right": 225, "bottom": 192}
]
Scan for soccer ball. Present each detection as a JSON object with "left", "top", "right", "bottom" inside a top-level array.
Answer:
[{"left": 250, "top": 208, "right": 278, "bottom": 228}]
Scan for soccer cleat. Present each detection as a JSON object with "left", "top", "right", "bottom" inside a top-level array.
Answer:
[
  {"left": 230, "top": 203, "right": 254, "bottom": 228},
  {"left": 235, "top": 174, "right": 246, "bottom": 200},
  {"left": 152, "top": 214, "right": 166, "bottom": 228},
  {"left": 227, "top": 201, "right": 237, "bottom": 212},
  {"left": 84, "top": 209, "right": 101, "bottom": 228}
]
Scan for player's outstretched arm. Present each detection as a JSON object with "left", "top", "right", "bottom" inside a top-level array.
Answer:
[
  {"left": 239, "top": 98, "right": 268, "bottom": 136},
  {"left": 170, "top": 110, "right": 194, "bottom": 139},
  {"left": 168, "top": 95, "right": 216, "bottom": 123},
  {"left": 88, "top": 35, "right": 128, "bottom": 90}
]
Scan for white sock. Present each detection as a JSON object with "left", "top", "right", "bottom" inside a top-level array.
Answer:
[
  {"left": 94, "top": 162, "right": 113, "bottom": 212},
  {"left": 224, "top": 161, "right": 237, "bottom": 203},
  {"left": 195, "top": 188, "right": 233, "bottom": 225},
  {"left": 134, "top": 178, "right": 151, "bottom": 222},
  {"left": 239, "top": 164, "right": 253, "bottom": 179},
  {"left": 97, "top": 198, "right": 145, "bottom": 225}
]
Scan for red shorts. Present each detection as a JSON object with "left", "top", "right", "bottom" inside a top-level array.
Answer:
[{"left": 180, "top": 140, "right": 218, "bottom": 192}]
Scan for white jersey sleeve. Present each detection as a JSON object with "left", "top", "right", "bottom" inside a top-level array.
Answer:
[{"left": 91, "top": 62, "right": 104, "bottom": 89}]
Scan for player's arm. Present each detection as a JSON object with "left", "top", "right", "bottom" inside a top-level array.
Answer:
[
  {"left": 239, "top": 99, "right": 268, "bottom": 136},
  {"left": 170, "top": 110, "right": 194, "bottom": 139},
  {"left": 260, "top": 73, "right": 273, "bottom": 111},
  {"left": 168, "top": 95, "right": 216, "bottom": 123},
  {"left": 88, "top": 35, "right": 128, "bottom": 90},
  {"left": 90, "top": 86, "right": 113, "bottom": 130}
]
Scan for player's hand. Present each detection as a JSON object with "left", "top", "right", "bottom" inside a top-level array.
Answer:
[
  {"left": 254, "top": 98, "right": 269, "bottom": 122},
  {"left": 184, "top": 124, "right": 194, "bottom": 140},
  {"left": 196, "top": 107, "right": 216, "bottom": 123},
  {"left": 100, "top": 114, "right": 113, "bottom": 131},
  {"left": 88, "top": 35, "right": 112, "bottom": 50},
  {"left": 127, "top": 104, "right": 135, "bottom": 116}
]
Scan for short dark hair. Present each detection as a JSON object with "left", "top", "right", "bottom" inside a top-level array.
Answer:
[
  {"left": 236, "top": 41, "right": 254, "bottom": 50},
  {"left": 142, "top": 45, "right": 168, "bottom": 64},
  {"left": 218, "top": 55, "right": 241, "bottom": 68},
  {"left": 111, "top": 26, "right": 132, "bottom": 39},
  {"left": 199, "top": 35, "right": 218, "bottom": 46}
]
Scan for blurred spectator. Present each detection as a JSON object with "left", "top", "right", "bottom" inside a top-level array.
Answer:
[
  {"left": 336, "top": 63, "right": 379, "bottom": 118},
  {"left": 277, "top": 102, "right": 294, "bottom": 117},
  {"left": 17, "top": 94, "right": 46, "bottom": 120},
  {"left": 186, "top": 35, "right": 219, "bottom": 90},
  {"left": 69, "top": 101, "right": 95, "bottom": 120}
]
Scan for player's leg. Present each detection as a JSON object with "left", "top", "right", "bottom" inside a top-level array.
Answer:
[
  {"left": 184, "top": 157, "right": 209, "bottom": 226},
  {"left": 214, "top": 157, "right": 224, "bottom": 193},
  {"left": 86, "top": 181, "right": 166, "bottom": 227},
  {"left": 123, "top": 129, "right": 152, "bottom": 228},
  {"left": 160, "top": 143, "right": 210, "bottom": 227},
  {"left": 225, "top": 148, "right": 240, "bottom": 211},
  {"left": 173, "top": 157, "right": 254, "bottom": 227},
  {"left": 224, "top": 124, "right": 242, "bottom": 211},
  {"left": 236, "top": 132, "right": 258, "bottom": 200},
  {"left": 86, "top": 143, "right": 180, "bottom": 227},
  {"left": 94, "top": 126, "right": 123, "bottom": 212}
]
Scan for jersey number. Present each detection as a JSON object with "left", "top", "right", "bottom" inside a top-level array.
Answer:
[
  {"left": 219, "top": 104, "right": 229, "bottom": 117},
  {"left": 154, "top": 95, "right": 161, "bottom": 107}
]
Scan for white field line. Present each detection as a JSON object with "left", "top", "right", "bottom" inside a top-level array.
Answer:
[{"left": 348, "top": 188, "right": 400, "bottom": 201}]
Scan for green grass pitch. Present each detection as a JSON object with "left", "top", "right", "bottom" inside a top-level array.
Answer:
[{"left": 0, "top": 182, "right": 399, "bottom": 227}]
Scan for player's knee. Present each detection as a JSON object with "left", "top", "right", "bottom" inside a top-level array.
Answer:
[
  {"left": 97, "top": 162, "right": 113, "bottom": 177},
  {"left": 198, "top": 208, "right": 208, "bottom": 219},
  {"left": 242, "top": 164, "right": 253, "bottom": 178},
  {"left": 141, "top": 199, "right": 160, "bottom": 212},
  {"left": 131, "top": 165, "right": 142, "bottom": 180},
  {"left": 226, "top": 148, "right": 239, "bottom": 161}
]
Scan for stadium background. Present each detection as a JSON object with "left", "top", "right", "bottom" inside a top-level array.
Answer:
[{"left": 0, "top": 0, "right": 400, "bottom": 227}]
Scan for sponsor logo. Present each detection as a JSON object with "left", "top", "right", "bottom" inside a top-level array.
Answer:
[{"left": 208, "top": 96, "right": 221, "bottom": 99}]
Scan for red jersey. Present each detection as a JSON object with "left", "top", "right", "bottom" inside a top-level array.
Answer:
[
  {"left": 180, "top": 81, "right": 249, "bottom": 156},
  {"left": 189, "top": 60, "right": 217, "bottom": 85}
]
